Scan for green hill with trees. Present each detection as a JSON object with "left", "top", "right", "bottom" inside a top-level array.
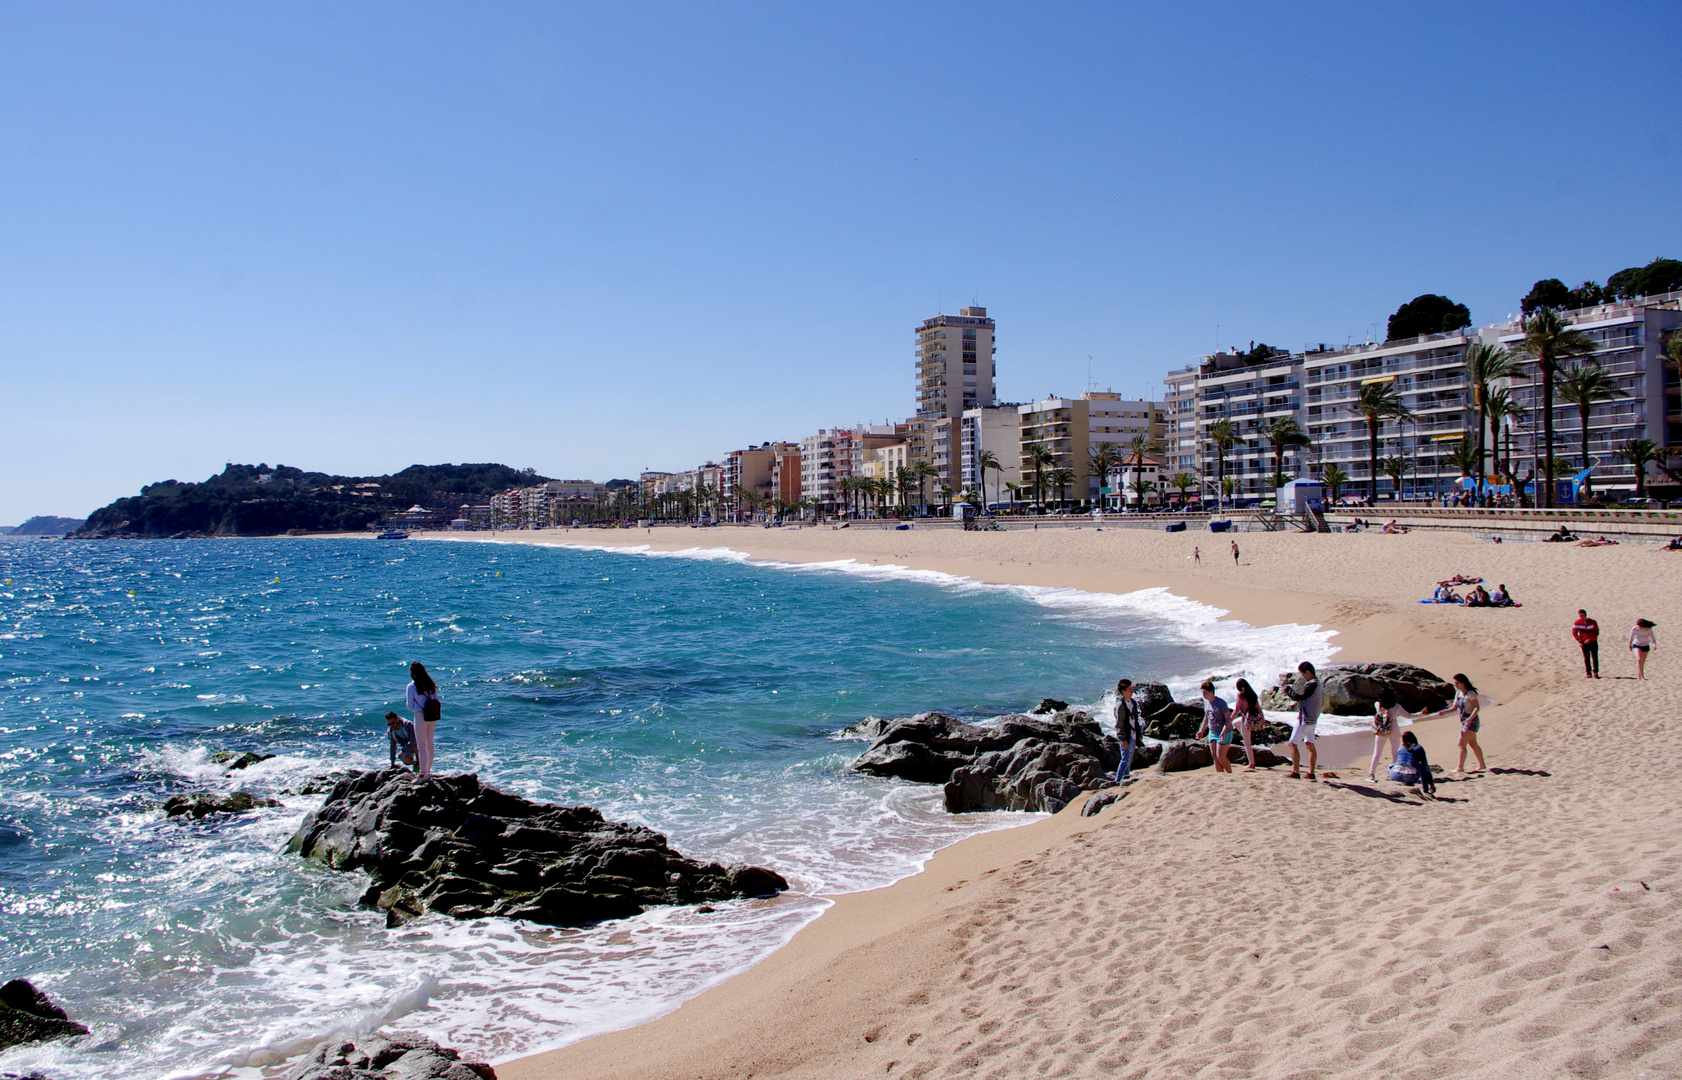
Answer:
[{"left": 75, "top": 462, "right": 548, "bottom": 538}]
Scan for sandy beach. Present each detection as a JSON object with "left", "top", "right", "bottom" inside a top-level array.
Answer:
[{"left": 433, "top": 524, "right": 1680, "bottom": 1079}]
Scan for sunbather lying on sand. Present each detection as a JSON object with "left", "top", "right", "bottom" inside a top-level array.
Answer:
[{"left": 1577, "top": 536, "right": 1618, "bottom": 547}]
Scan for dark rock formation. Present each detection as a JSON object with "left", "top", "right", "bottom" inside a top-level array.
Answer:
[
  {"left": 285, "top": 771, "right": 359, "bottom": 796},
  {"left": 0, "top": 979, "right": 87, "bottom": 1052},
  {"left": 1128, "top": 743, "right": 1163, "bottom": 770},
  {"left": 1260, "top": 663, "right": 1453, "bottom": 717},
  {"left": 1143, "top": 701, "right": 1204, "bottom": 740},
  {"left": 289, "top": 1032, "right": 493, "bottom": 1080},
  {"left": 852, "top": 712, "right": 1121, "bottom": 814},
  {"left": 1157, "top": 742, "right": 1290, "bottom": 773},
  {"left": 287, "top": 770, "right": 787, "bottom": 929},
  {"left": 1250, "top": 721, "right": 1294, "bottom": 744},
  {"left": 1130, "top": 682, "right": 1175, "bottom": 717},
  {"left": 1033, "top": 698, "right": 1069, "bottom": 714},
  {"left": 209, "top": 750, "right": 274, "bottom": 770},
  {"left": 1081, "top": 790, "right": 1126, "bottom": 817},
  {"left": 163, "top": 791, "right": 281, "bottom": 819}
]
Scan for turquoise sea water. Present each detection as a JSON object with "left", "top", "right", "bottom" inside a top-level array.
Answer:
[{"left": 0, "top": 536, "right": 1332, "bottom": 1079}]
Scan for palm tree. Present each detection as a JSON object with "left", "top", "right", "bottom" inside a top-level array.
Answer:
[
  {"left": 1206, "top": 419, "right": 1238, "bottom": 510},
  {"left": 1485, "top": 386, "right": 1526, "bottom": 489},
  {"left": 1321, "top": 462, "right": 1349, "bottom": 504},
  {"left": 976, "top": 449, "right": 1001, "bottom": 511},
  {"left": 1517, "top": 308, "right": 1596, "bottom": 508},
  {"left": 1125, "top": 433, "right": 1164, "bottom": 510},
  {"left": 1445, "top": 437, "right": 1479, "bottom": 481},
  {"left": 1050, "top": 467, "right": 1075, "bottom": 509},
  {"left": 1004, "top": 480, "right": 1021, "bottom": 509},
  {"left": 938, "top": 483, "right": 953, "bottom": 511},
  {"left": 1026, "top": 444, "right": 1056, "bottom": 511},
  {"left": 1356, "top": 381, "right": 1414, "bottom": 504},
  {"left": 1616, "top": 438, "right": 1660, "bottom": 499},
  {"left": 1170, "top": 471, "right": 1197, "bottom": 506},
  {"left": 1464, "top": 343, "right": 1517, "bottom": 504},
  {"left": 1556, "top": 361, "right": 1627, "bottom": 498},
  {"left": 1381, "top": 455, "right": 1412, "bottom": 501},
  {"left": 1264, "top": 416, "right": 1312, "bottom": 485},
  {"left": 1087, "top": 442, "right": 1120, "bottom": 510},
  {"left": 913, "top": 460, "right": 937, "bottom": 515},
  {"left": 1130, "top": 473, "right": 1154, "bottom": 509},
  {"left": 894, "top": 465, "right": 917, "bottom": 517}
]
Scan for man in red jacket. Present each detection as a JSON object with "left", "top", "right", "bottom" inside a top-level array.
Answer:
[{"left": 1572, "top": 609, "right": 1600, "bottom": 679}]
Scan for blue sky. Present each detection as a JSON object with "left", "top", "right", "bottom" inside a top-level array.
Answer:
[{"left": 3, "top": 1, "right": 1678, "bottom": 521}]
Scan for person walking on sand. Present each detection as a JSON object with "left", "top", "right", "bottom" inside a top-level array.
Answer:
[
  {"left": 1112, "top": 679, "right": 1144, "bottom": 784},
  {"left": 1427, "top": 673, "right": 1485, "bottom": 774},
  {"left": 1193, "top": 546, "right": 1201, "bottom": 565},
  {"left": 1195, "top": 681, "right": 1235, "bottom": 773},
  {"left": 1230, "top": 539, "right": 1240, "bottom": 566},
  {"left": 1231, "top": 677, "right": 1263, "bottom": 771},
  {"left": 1367, "top": 686, "right": 1422, "bottom": 783},
  {"left": 405, "top": 662, "right": 441, "bottom": 778},
  {"left": 1572, "top": 609, "right": 1600, "bottom": 679},
  {"left": 1629, "top": 619, "right": 1657, "bottom": 680},
  {"left": 1280, "top": 662, "right": 1322, "bottom": 780}
]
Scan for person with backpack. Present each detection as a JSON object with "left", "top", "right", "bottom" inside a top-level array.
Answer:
[
  {"left": 405, "top": 661, "right": 441, "bottom": 778},
  {"left": 1112, "top": 678, "right": 1144, "bottom": 784}
]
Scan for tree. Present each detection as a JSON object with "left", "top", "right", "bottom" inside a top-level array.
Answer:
[
  {"left": 1050, "top": 468, "right": 1076, "bottom": 508},
  {"left": 1170, "top": 472, "right": 1197, "bottom": 504},
  {"left": 1381, "top": 455, "right": 1413, "bottom": 500},
  {"left": 1206, "top": 419, "right": 1238, "bottom": 509},
  {"left": 894, "top": 465, "right": 917, "bottom": 516},
  {"left": 1445, "top": 437, "right": 1480, "bottom": 484},
  {"left": 1387, "top": 294, "right": 1471, "bottom": 340},
  {"left": 1087, "top": 442, "right": 1120, "bottom": 509},
  {"left": 1606, "top": 257, "right": 1682, "bottom": 301},
  {"left": 1464, "top": 342, "right": 1517, "bottom": 503},
  {"left": 1356, "top": 381, "right": 1414, "bottom": 504},
  {"left": 976, "top": 449, "right": 1001, "bottom": 510},
  {"left": 1125, "top": 433, "right": 1164, "bottom": 509},
  {"left": 1130, "top": 473, "right": 1154, "bottom": 508},
  {"left": 1521, "top": 278, "right": 1573, "bottom": 315},
  {"left": 1321, "top": 463, "right": 1349, "bottom": 503},
  {"left": 914, "top": 460, "right": 938, "bottom": 514},
  {"left": 1517, "top": 308, "right": 1596, "bottom": 508},
  {"left": 1485, "top": 385, "right": 1525, "bottom": 487},
  {"left": 1026, "top": 444, "right": 1056, "bottom": 511},
  {"left": 1557, "top": 361, "right": 1628, "bottom": 497},
  {"left": 1264, "top": 416, "right": 1311, "bottom": 482},
  {"left": 1616, "top": 439, "right": 1659, "bottom": 498},
  {"left": 1004, "top": 480, "right": 1020, "bottom": 508}
]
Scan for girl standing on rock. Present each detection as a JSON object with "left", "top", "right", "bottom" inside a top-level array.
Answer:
[
  {"left": 1230, "top": 678, "right": 1263, "bottom": 771},
  {"left": 405, "top": 662, "right": 441, "bottom": 778}
]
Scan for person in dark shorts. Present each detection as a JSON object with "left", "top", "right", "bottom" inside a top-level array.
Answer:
[{"left": 1572, "top": 609, "right": 1600, "bottom": 679}]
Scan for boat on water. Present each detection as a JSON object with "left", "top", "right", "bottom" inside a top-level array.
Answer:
[{"left": 376, "top": 529, "right": 409, "bottom": 540}]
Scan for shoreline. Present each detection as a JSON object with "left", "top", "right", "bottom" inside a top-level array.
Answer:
[{"left": 316, "top": 525, "right": 1681, "bottom": 1077}]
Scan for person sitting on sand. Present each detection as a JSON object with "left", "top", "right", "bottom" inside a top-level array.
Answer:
[
  {"left": 1629, "top": 619, "right": 1657, "bottom": 680},
  {"left": 1466, "top": 584, "right": 1491, "bottom": 607},
  {"left": 1490, "top": 583, "right": 1511, "bottom": 607},
  {"left": 1368, "top": 687, "right": 1423, "bottom": 783},
  {"left": 1195, "top": 681, "right": 1235, "bottom": 774},
  {"left": 1432, "top": 584, "right": 1458, "bottom": 604},
  {"left": 1391, "top": 731, "right": 1436, "bottom": 797},
  {"left": 1280, "top": 662, "right": 1322, "bottom": 780},
  {"left": 1112, "top": 679, "right": 1144, "bottom": 784},
  {"left": 1545, "top": 525, "right": 1577, "bottom": 543},
  {"left": 1425, "top": 673, "right": 1486, "bottom": 774},
  {"left": 1666, "top": 535, "right": 1682, "bottom": 551},
  {"left": 1230, "top": 678, "right": 1263, "bottom": 772},
  {"left": 386, "top": 711, "right": 418, "bottom": 770}
]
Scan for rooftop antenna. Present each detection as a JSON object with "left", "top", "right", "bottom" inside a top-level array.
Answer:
[{"left": 1087, "top": 356, "right": 1095, "bottom": 393}]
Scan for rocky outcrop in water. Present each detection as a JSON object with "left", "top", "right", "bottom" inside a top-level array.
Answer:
[
  {"left": 289, "top": 1032, "right": 494, "bottom": 1080},
  {"left": 853, "top": 712, "right": 1123, "bottom": 814},
  {"left": 209, "top": 750, "right": 274, "bottom": 770},
  {"left": 1259, "top": 663, "right": 1454, "bottom": 716},
  {"left": 0, "top": 979, "right": 87, "bottom": 1052},
  {"left": 162, "top": 791, "right": 281, "bottom": 819},
  {"left": 287, "top": 770, "right": 787, "bottom": 929}
]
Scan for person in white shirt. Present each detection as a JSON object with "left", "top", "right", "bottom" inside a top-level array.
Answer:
[
  {"left": 1367, "top": 686, "right": 1423, "bottom": 783},
  {"left": 1630, "top": 619, "right": 1657, "bottom": 680},
  {"left": 404, "top": 662, "right": 441, "bottom": 778}
]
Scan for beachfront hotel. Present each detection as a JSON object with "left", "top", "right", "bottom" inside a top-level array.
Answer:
[{"left": 908, "top": 307, "right": 997, "bottom": 489}]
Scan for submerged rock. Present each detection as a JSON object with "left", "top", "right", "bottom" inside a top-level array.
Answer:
[
  {"left": 208, "top": 750, "right": 274, "bottom": 770},
  {"left": 289, "top": 1031, "right": 494, "bottom": 1080},
  {"left": 287, "top": 770, "right": 787, "bottom": 930},
  {"left": 853, "top": 712, "right": 1122, "bottom": 814},
  {"left": 1259, "top": 663, "right": 1454, "bottom": 716},
  {"left": 1033, "top": 698, "right": 1069, "bottom": 714},
  {"left": 0, "top": 979, "right": 88, "bottom": 1052},
  {"left": 162, "top": 791, "right": 282, "bottom": 819}
]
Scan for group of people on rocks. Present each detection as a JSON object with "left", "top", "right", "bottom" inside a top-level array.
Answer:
[{"left": 1109, "top": 661, "right": 1487, "bottom": 800}]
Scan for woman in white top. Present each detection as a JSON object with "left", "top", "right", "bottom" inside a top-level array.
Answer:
[
  {"left": 405, "top": 662, "right": 440, "bottom": 778},
  {"left": 1629, "top": 619, "right": 1657, "bottom": 680},
  {"left": 1367, "top": 685, "right": 1422, "bottom": 783}
]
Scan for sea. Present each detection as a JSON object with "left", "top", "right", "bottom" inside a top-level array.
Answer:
[{"left": 0, "top": 535, "right": 1336, "bottom": 1079}]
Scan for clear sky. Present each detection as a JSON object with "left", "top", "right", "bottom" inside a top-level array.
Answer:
[{"left": 3, "top": 1, "right": 1679, "bottom": 522}]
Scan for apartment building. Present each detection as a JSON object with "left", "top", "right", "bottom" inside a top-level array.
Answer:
[
  {"left": 1163, "top": 366, "right": 1200, "bottom": 475},
  {"left": 1016, "top": 392, "right": 1167, "bottom": 506},
  {"left": 860, "top": 441, "right": 909, "bottom": 482},
  {"left": 724, "top": 442, "right": 800, "bottom": 517},
  {"left": 959, "top": 404, "right": 1023, "bottom": 507},
  {"left": 800, "top": 427, "right": 901, "bottom": 513},
  {"left": 911, "top": 306, "right": 997, "bottom": 467}
]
